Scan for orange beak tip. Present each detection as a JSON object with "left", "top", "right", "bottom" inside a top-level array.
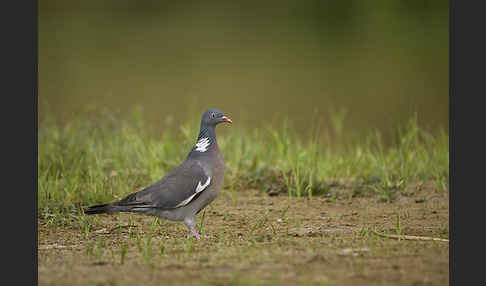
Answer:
[{"left": 222, "top": 116, "right": 232, "bottom": 124}]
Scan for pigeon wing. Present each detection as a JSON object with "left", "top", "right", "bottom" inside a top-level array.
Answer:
[{"left": 115, "top": 160, "right": 211, "bottom": 210}]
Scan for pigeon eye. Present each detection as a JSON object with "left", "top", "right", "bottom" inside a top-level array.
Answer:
[{"left": 211, "top": 112, "right": 216, "bottom": 118}]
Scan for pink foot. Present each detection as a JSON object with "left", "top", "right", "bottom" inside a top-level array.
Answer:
[
  {"left": 189, "top": 227, "right": 209, "bottom": 239},
  {"left": 190, "top": 227, "right": 202, "bottom": 239}
]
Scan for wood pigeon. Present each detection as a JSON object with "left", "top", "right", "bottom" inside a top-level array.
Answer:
[{"left": 84, "top": 109, "right": 232, "bottom": 239}]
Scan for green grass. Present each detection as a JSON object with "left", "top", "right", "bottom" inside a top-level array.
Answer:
[
  {"left": 38, "top": 109, "right": 448, "bottom": 217},
  {"left": 38, "top": 109, "right": 449, "bottom": 286}
]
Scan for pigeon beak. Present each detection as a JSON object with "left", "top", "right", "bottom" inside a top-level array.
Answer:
[{"left": 221, "top": 116, "right": 232, "bottom": 124}]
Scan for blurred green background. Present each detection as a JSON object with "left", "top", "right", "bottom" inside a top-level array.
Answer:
[{"left": 39, "top": 0, "right": 448, "bottom": 141}]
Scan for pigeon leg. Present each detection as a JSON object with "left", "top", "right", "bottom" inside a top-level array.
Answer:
[
  {"left": 184, "top": 217, "right": 201, "bottom": 239},
  {"left": 189, "top": 227, "right": 211, "bottom": 239},
  {"left": 190, "top": 226, "right": 202, "bottom": 239}
]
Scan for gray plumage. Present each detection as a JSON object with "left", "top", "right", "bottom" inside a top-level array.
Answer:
[{"left": 85, "top": 109, "right": 232, "bottom": 239}]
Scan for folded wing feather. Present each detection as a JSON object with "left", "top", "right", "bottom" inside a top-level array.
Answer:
[
  {"left": 114, "top": 160, "right": 211, "bottom": 210},
  {"left": 175, "top": 176, "right": 211, "bottom": 207}
]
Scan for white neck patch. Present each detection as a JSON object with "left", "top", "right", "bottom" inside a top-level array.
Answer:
[{"left": 195, "top": 137, "right": 210, "bottom": 152}]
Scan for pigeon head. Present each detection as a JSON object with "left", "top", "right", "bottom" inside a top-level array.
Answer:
[
  {"left": 201, "top": 109, "right": 232, "bottom": 127},
  {"left": 191, "top": 109, "right": 231, "bottom": 154}
]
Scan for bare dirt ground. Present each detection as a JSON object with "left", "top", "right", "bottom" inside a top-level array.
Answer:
[{"left": 38, "top": 185, "right": 448, "bottom": 286}]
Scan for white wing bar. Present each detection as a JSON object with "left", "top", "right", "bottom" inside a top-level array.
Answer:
[{"left": 175, "top": 176, "right": 211, "bottom": 208}]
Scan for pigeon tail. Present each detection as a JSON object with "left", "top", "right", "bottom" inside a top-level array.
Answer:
[
  {"left": 85, "top": 196, "right": 155, "bottom": 215},
  {"left": 84, "top": 203, "right": 115, "bottom": 215}
]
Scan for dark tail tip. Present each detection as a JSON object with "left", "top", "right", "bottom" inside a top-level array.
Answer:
[{"left": 84, "top": 203, "right": 110, "bottom": 215}]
